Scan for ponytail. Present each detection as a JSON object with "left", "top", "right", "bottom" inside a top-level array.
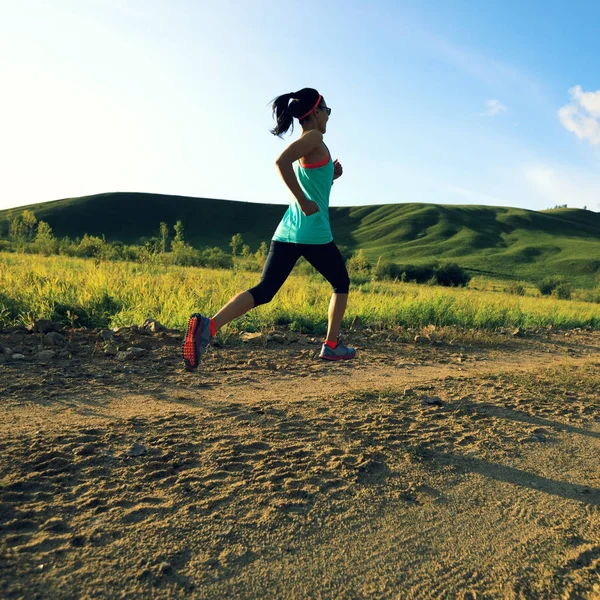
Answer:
[
  {"left": 270, "top": 92, "right": 296, "bottom": 137},
  {"left": 270, "top": 88, "right": 324, "bottom": 137}
]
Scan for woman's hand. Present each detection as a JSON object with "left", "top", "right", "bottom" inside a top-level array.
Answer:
[
  {"left": 300, "top": 199, "right": 320, "bottom": 216},
  {"left": 333, "top": 159, "right": 343, "bottom": 180}
]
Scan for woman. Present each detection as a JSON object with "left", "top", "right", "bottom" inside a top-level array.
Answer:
[{"left": 183, "top": 87, "right": 355, "bottom": 369}]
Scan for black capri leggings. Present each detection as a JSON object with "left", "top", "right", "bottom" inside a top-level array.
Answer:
[{"left": 248, "top": 240, "right": 350, "bottom": 307}]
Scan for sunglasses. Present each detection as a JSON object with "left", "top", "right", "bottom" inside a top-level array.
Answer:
[{"left": 320, "top": 106, "right": 332, "bottom": 116}]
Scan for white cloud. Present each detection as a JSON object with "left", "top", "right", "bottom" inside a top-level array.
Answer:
[
  {"left": 558, "top": 86, "right": 600, "bottom": 146},
  {"left": 481, "top": 99, "right": 507, "bottom": 117}
]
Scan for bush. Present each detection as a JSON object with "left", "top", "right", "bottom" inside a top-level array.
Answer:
[
  {"left": 77, "top": 234, "right": 106, "bottom": 258},
  {"left": 200, "top": 247, "right": 233, "bottom": 269},
  {"left": 433, "top": 262, "right": 471, "bottom": 287},
  {"left": 537, "top": 276, "right": 564, "bottom": 296},
  {"left": 347, "top": 249, "right": 371, "bottom": 277},
  {"left": 168, "top": 241, "right": 202, "bottom": 266},
  {"left": 553, "top": 283, "right": 572, "bottom": 300},
  {"left": 505, "top": 281, "right": 526, "bottom": 296}
]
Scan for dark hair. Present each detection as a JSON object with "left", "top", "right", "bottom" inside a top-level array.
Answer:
[{"left": 270, "top": 88, "right": 326, "bottom": 137}]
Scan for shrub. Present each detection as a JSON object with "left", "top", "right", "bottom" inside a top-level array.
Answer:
[
  {"left": 347, "top": 249, "right": 371, "bottom": 276},
  {"left": 433, "top": 262, "right": 471, "bottom": 287},
  {"left": 537, "top": 276, "right": 564, "bottom": 296},
  {"left": 170, "top": 241, "right": 202, "bottom": 266},
  {"left": 200, "top": 247, "right": 233, "bottom": 269},
  {"left": 77, "top": 234, "right": 106, "bottom": 258},
  {"left": 505, "top": 281, "right": 526, "bottom": 296},
  {"left": 553, "top": 283, "right": 572, "bottom": 300}
]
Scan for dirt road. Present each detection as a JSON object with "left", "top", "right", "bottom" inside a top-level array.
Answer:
[{"left": 1, "top": 326, "right": 599, "bottom": 599}]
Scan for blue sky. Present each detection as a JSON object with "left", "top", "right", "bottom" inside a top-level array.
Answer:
[{"left": 1, "top": 0, "right": 599, "bottom": 212}]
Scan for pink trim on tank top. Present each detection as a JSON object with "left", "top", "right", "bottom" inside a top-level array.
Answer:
[{"left": 300, "top": 154, "right": 330, "bottom": 169}]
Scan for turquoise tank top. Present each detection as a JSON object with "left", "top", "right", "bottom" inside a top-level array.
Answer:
[{"left": 272, "top": 154, "right": 335, "bottom": 245}]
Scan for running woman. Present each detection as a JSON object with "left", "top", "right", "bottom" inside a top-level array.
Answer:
[{"left": 183, "top": 87, "right": 356, "bottom": 369}]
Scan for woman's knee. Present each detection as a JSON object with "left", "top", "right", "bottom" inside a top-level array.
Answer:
[
  {"left": 247, "top": 285, "right": 275, "bottom": 307},
  {"left": 332, "top": 274, "right": 350, "bottom": 295}
]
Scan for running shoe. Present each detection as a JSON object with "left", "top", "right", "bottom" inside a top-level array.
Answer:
[
  {"left": 319, "top": 337, "right": 356, "bottom": 361},
  {"left": 182, "top": 313, "right": 213, "bottom": 370}
]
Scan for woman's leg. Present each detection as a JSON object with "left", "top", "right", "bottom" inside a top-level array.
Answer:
[
  {"left": 212, "top": 291, "right": 255, "bottom": 332},
  {"left": 302, "top": 242, "right": 351, "bottom": 342},
  {"left": 326, "top": 292, "right": 348, "bottom": 342},
  {"left": 212, "top": 241, "right": 300, "bottom": 333}
]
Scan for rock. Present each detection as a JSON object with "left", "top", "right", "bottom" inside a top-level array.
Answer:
[
  {"left": 512, "top": 327, "right": 523, "bottom": 337},
  {"left": 116, "top": 347, "right": 147, "bottom": 361},
  {"left": 104, "top": 343, "right": 119, "bottom": 356},
  {"left": 43, "top": 332, "right": 66, "bottom": 347},
  {"left": 422, "top": 396, "right": 443, "bottom": 406},
  {"left": 98, "top": 329, "right": 114, "bottom": 341},
  {"left": 0, "top": 354, "right": 6, "bottom": 364},
  {"left": 141, "top": 319, "right": 164, "bottom": 333},
  {"left": 32, "top": 319, "right": 60, "bottom": 334},
  {"left": 2, "top": 346, "right": 13, "bottom": 356},
  {"left": 285, "top": 331, "right": 299, "bottom": 343},
  {"left": 12, "top": 353, "right": 26, "bottom": 360},
  {"left": 240, "top": 332, "right": 263, "bottom": 345},
  {"left": 414, "top": 335, "right": 428, "bottom": 344},
  {"left": 38, "top": 350, "right": 56, "bottom": 362},
  {"left": 112, "top": 326, "right": 129, "bottom": 334},
  {"left": 269, "top": 334, "right": 286, "bottom": 344},
  {"left": 125, "top": 443, "right": 146, "bottom": 457},
  {"left": 128, "top": 347, "right": 147, "bottom": 358}
]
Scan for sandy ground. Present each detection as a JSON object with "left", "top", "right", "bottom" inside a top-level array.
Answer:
[{"left": 1, "top": 324, "right": 600, "bottom": 599}]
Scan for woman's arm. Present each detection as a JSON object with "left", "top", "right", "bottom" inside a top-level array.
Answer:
[{"left": 275, "top": 130, "right": 323, "bottom": 216}]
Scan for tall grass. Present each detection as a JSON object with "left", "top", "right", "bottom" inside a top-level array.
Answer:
[{"left": 1, "top": 253, "right": 599, "bottom": 333}]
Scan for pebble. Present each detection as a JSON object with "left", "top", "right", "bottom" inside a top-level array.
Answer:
[
  {"left": 422, "top": 396, "right": 443, "bottom": 406},
  {"left": 126, "top": 443, "right": 147, "bottom": 457},
  {"left": 142, "top": 319, "right": 165, "bottom": 333},
  {"left": 43, "top": 332, "right": 66, "bottom": 347},
  {"left": 38, "top": 349, "right": 55, "bottom": 361},
  {"left": 104, "top": 343, "right": 119, "bottom": 356}
]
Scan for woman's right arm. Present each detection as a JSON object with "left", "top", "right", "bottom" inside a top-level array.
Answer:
[{"left": 275, "top": 130, "right": 323, "bottom": 216}]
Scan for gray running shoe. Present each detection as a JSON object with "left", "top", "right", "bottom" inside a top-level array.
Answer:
[
  {"left": 319, "top": 338, "right": 356, "bottom": 361},
  {"left": 183, "top": 313, "right": 213, "bottom": 370}
]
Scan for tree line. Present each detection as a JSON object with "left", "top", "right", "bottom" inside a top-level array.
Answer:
[{"left": 0, "top": 210, "right": 471, "bottom": 286}]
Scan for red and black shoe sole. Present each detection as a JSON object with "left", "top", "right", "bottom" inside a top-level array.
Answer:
[{"left": 182, "top": 314, "right": 201, "bottom": 370}]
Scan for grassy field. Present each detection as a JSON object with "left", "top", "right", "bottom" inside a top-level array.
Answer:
[
  {"left": 1, "top": 193, "right": 599, "bottom": 287},
  {"left": 1, "top": 253, "right": 599, "bottom": 335}
]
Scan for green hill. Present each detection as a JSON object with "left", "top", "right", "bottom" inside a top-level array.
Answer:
[{"left": 1, "top": 192, "right": 599, "bottom": 286}]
